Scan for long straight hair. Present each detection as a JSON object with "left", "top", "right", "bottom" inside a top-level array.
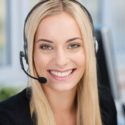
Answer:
[{"left": 24, "top": 0, "right": 102, "bottom": 125}]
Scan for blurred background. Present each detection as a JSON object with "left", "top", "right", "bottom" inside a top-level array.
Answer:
[{"left": 0, "top": 0, "right": 125, "bottom": 124}]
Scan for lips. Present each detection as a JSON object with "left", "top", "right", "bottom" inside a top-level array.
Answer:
[{"left": 48, "top": 68, "right": 76, "bottom": 80}]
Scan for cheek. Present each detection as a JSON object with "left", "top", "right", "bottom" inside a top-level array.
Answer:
[
  {"left": 80, "top": 54, "right": 85, "bottom": 65},
  {"left": 74, "top": 51, "right": 86, "bottom": 65},
  {"left": 33, "top": 51, "right": 49, "bottom": 72},
  {"left": 34, "top": 56, "right": 42, "bottom": 68},
  {"left": 75, "top": 52, "right": 86, "bottom": 72},
  {"left": 76, "top": 56, "right": 86, "bottom": 83}
]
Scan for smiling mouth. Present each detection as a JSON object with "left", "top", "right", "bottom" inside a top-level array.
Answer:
[{"left": 48, "top": 68, "right": 76, "bottom": 80}]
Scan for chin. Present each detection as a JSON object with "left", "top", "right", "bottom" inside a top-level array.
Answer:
[{"left": 46, "top": 82, "right": 77, "bottom": 93}]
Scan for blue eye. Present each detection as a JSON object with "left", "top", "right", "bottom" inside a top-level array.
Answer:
[
  {"left": 68, "top": 44, "right": 80, "bottom": 49},
  {"left": 40, "top": 44, "right": 53, "bottom": 50}
]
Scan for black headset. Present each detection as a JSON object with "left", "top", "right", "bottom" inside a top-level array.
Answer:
[
  {"left": 19, "top": 0, "right": 98, "bottom": 84},
  {"left": 20, "top": 0, "right": 98, "bottom": 64}
]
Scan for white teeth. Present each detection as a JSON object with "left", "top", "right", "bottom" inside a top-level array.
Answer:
[{"left": 50, "top": 70, "right": 73, "bottom": 77}]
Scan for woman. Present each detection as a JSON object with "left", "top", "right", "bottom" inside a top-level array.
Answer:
[{"left": 0, "top": 0, "right": 117, "bottom": 125}]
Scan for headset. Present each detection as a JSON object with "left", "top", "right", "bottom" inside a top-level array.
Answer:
[{"left": 20, "top": 0, "right": 98, "bottom": 84}]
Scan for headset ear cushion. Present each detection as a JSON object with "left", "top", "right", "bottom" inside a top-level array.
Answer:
[
  {"left": 24, "top": 41, "right": 28, "bottom": 64},
  {"left": 94, "top": 39, "right": 99, "bottom": 53},
  {"left": 24, "top": 49, "right": 28, "bottom": 64}
]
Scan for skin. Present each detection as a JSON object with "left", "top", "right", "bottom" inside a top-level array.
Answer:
[{"left": 34, "top": 12, "right": 85, "bottom": 125}]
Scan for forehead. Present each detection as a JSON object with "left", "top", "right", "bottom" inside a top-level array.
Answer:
[{"left": 35, "top": 12, "right": 82, "bottom": 40}]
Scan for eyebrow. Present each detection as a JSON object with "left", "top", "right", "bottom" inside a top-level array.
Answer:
[{"left": 36, "top": 37, "right": 82, "bottom": 43}]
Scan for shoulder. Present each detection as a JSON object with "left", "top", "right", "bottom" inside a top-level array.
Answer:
[
  {"left": 98, "top": 85, "right": 117, "bottom": 125},
  {"left": 0, "top": 88, "right": 32, "bottom": 125}
]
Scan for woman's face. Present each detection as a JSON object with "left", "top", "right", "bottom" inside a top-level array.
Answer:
[{"left": 34, "top": 12, "right": 85, "bottom": 92}]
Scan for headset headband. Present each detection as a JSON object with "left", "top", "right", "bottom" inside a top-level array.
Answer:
[{"left": 23, "top": 0, "right": 97, "bottom": 64}]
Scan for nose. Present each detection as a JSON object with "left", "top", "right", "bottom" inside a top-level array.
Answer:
[{"left": 54, "top": 48, "right": 69, "bottom": 68}]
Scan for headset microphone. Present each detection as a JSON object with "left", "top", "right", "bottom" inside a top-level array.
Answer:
[{"left": 20, "top": 51, "right": 47, "bottom": 84}]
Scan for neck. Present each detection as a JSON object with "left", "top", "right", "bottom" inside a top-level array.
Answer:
[{"left": 42, "top": 86, "right": 77, "bottom": 114}]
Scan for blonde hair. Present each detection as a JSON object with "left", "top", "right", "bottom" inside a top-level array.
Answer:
[{"left": 24, "top": 0, "right": 102, "bottom": 125}]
